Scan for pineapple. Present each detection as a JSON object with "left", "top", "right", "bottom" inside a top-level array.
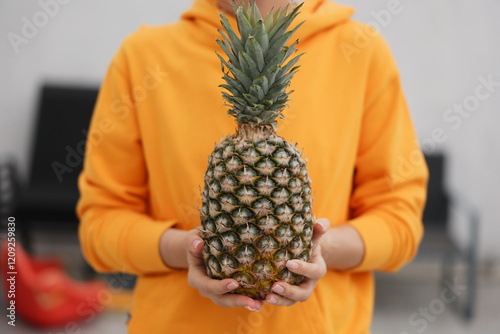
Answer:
[{"left": 199, "top": 1, "right": 313, "bottom": 300}]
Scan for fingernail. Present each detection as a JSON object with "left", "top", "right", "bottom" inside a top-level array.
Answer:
[
  {"left": 192, "top": 239, "right": 202, "bottom": 249},
  {"left": 272, "top": 285, "right": 284, "bottom": 294},
  {"left": 244, "top": 306, "right": 258, "bottom": 312},
  {"left": 266, "top": 296, "right": 278, "bottom": 304},
  {"left": 286, "top": 260, "right": 299, "bottom": 270},
  {"left": 227, "top": 282, "right": 239, "bottom": 290}
]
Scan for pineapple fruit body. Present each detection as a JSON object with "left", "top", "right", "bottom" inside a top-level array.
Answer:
[
  {"left": 200, "top": 124, "right": 313, "bottom": 300},
  {"left": 199, "top": 2, "right": 312, "bottom": 300}
]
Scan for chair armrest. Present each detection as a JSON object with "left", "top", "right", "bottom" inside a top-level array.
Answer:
[{"left": 448, "top": 193, "right": 480, "bottom": 258}]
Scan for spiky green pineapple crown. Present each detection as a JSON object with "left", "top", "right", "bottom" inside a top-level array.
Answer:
[{"left": 217, "top": 1, "right": 304, "bottom": 128}]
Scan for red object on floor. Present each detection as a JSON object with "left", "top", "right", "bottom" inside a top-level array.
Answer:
[{"left": 1, "top": 239, "right": 107, "bottom": 328}]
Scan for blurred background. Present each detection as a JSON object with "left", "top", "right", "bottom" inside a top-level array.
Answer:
[{"left": 0, "top": 0, "right": 499, "bottom": 333}]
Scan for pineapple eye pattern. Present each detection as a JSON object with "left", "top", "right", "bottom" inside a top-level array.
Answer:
[
  {"left": 275, "top": 224, "right": 295, "bottom": 242},
  {"left": 237, "top": 223, "right": 262, "bottom": 241},
  {"left": 221, "top": 231, "right": 241, "bottom": 247},
  {"left": 207, "top": 255, "right": 222, "bottom": 275},
  {"left": 219, "top": 193, "right": 239, "bottom": 206},
  {"left": 215, "top": 214, "right": 234, "bottom": 231},
  {"left": 202, "top": 218, "right": 216, "bottom": 233},
  {"left": 273, "top": 248, "right": 293, "bottom": 262},
  {"left": 252, "top": 259, "right": 275, "bottom": 279},
  {"left": 222, "top": 144, "right": 235, "bottom": 159},
  {"left": 232, "top": 271, "right": 256, "bottom": 285},
  {"left": 207, "top": 237, "right": 224, "bottom": 252},
  {"left": 256, "top": 235, "right": 280, "bottom": 253},
  {"left": 200, "top": 131, "right": 314, "bottom": 299},
  {"left": 220, "top": 253, "right": 239, "bottom": 268},
  {"left": 235, "top": 185, "right": 259, "bottom": 198},
  {"left": 208, "top": 180, "right": 221, "bottom": 194},
  {"left": 226, "top": 155, "right": 243, "bottom": 171}
]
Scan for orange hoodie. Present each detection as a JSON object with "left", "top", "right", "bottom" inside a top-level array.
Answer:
[{"left": 77, "top": 0, "right": 428, "bottom": 333}]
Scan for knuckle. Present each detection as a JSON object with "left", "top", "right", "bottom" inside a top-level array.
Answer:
[
  {"left": 297, "top": 292, "right": 311, "bottom": 303},
  {"left": 187, "top": 275, "right": 196, "bottom": 288},
  {"left": 203, "top": 281, "right": 213, "bottom": 294}
]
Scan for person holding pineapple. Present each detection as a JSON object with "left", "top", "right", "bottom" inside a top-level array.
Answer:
[{"left": 77, "top": 0, "right": 428, "bottom": 333}]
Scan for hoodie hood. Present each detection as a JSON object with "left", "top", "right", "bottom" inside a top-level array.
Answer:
[{"left": 181, "top": 0, "right": 354, "bottom": 42}]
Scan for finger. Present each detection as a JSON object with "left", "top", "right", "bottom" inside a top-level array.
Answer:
[
  {"left": 268, "top": 281, "right": 315, "bottom": 303},
  {"left": 215, "top": 294, "right": 265, "bottom": 311},
  {"left": 185, "top": 232, "right": 204, "bottom": 255},
  {"left": 285, "top": 257, "right": 326, "bottom": 280},
  {"left": 264, "top": 292, "right": 297, "bottom": 307},
  {"left": 188, "top": 260, "right": 239, "bottom": 292},
  {"left": 312, "top": 218, "right": 329, "bottom": 244}
]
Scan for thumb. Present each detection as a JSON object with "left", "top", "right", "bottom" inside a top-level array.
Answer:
[
  {"left": 185, "top": 230, "right": 204, "bottom": 257},
  {"left": 312, "top": 218, "right": 330, "bottom": 242}
]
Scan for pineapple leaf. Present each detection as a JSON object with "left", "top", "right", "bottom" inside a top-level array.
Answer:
[
  {"left": 280, "top": 54, "right": 304, "bottom": 77},
  {"left": 223, "top": 92, "right": 247, "bottom": 109},
  {"left": 268, "top": 4, "right": 303, "bottom": 43},
  {"left": 249, "top": 84, "right": 265, "bottom": 100},
  {"left": 217, "top": 1, "right": 304, "bottom": 126},
  {"left": 252, "top": 20, "right": 269, "bottom": 54},
  {"left": 222, "top": 74, "right": 247, "bottom": 95},
  {"left": 262, "top": 65, "right": 280, "bottom": 86},
  {"left": 220, "top": 84, "right": 243, "bottom": 98},
  {"left": 239, "top": 51, "right": 260, "bottom": 79},
  {"left": 283, "top": 39, "right": 300, "bottom": 62},
  {"left": 259, "top": 110, "right": 278, "bottom": 121},
  {"left": 245, "top": 105, "right": 261, "bottom": 116},
  {"left": 243, "top": 93, "right": 260, "bottom": 105},
  {"left": 236, "top": 6, "right": 253, "bottom": 43},
  {"left": 249, "top": 1, "right": 263, "bottom": 25},
  {"left": 274, "top": 66, "right": 299, "bottom": 86},
  {"left": 217, "top": 53, "right": 252, "bottom": 89},
  {"left": 245, "top": 36, "right": 265, "bottom": 72},
  {"left": 264, "top": 89, "right": 286, "bottom": 102},
  {"left": 252, "top": 76, "right": 269, "bottom": 94},
  {"left": 216, "top": 37, "right": 240, "bottom": 68},
  {"left": 265, "top": 31, "right": 294, "bottom": 63},
  {"left": 220, "top": 14, "right": 244, "bottom": 51},
  {"left": 262, "top": 49, "right": 286, "bottom": 76},
  {"left": 263, "top": 9, "right": 275, "bottom": 32}
]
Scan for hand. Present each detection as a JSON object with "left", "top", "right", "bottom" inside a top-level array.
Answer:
[
  {"left": 185, "top": 229, "right": 264, "bottom": 311},
  {"left": 264, "top": 218, "right": 329, "bottom": 306}
]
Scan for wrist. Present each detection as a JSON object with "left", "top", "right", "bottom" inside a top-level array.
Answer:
[
  {"left": 321, "top": 225, "right": 365, "bottom": 270},
  {"left": 160, "top": 228, "right": 189, "bottom": 269}
]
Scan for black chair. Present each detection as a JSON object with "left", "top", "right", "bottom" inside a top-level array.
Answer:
[
  {"left": 11, "top": 84, "right": 137, "bottom": 288},
  {"left": 14, "top": 84, "right": 98, "bottom": 252},
  {"left": 418, "top": 154, "right": 479, "bottom": 320}
]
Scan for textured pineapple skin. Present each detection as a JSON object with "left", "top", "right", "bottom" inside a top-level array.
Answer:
[{"left": 199, "top": 126, "right": 313, "bottom": 300}]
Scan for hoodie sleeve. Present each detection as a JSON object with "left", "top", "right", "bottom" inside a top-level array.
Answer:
[
  {"left": 76, "top": 45, "right": 177, "bottom": 275},
  {"left": 348, "top": 31, "right": 428, "bottom": 272}
]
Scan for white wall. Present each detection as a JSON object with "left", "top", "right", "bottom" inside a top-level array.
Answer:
[
  {"left": 0, "top": 0, "right": 191, "bottom": 175},
  {"left": 344, "top": 0, "right": 500, "bottom": 263},
  {"left": 1, "top": 0, "right": 499, "bottom": 261}
]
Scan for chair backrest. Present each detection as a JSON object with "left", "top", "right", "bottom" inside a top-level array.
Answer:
[
  {"left": 27, "top": 84, "right": 98, "bottom": 213},
  {"left": 422, "top": 154, "right": 449, "bottom": 227}
]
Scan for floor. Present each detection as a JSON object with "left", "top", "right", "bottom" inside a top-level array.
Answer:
[
  {"left": 371, "top": 263, "right": 500, "bottom": 334},
  {"left": 2, "top": 229, "right": 499, "bottom": 334}
]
